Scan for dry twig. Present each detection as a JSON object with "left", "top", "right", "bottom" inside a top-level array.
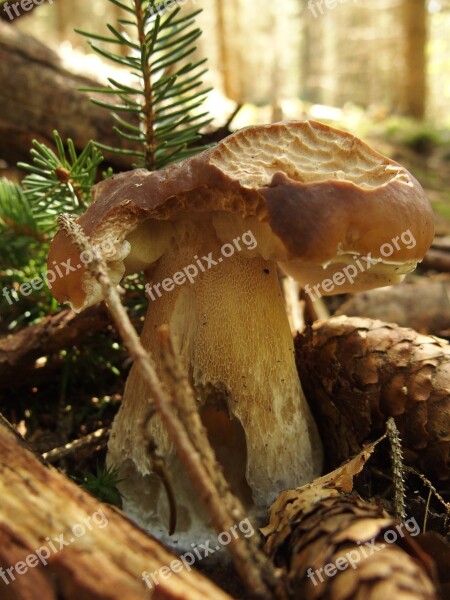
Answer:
[
  {"left": 42, "top": 426, "right": 111, "bottom": 463},
  {"left": 157, "top": 327, "right": 287, "bottom": 596},
  {"left": 386, "top": 417, "right": 407, "bottom": 522}
]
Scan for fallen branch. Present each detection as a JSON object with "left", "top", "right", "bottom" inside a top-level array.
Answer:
[
  {"left": 157, "top": 327, "right": 286, "bottom": 596},
  {"left": 335, "top": 274, "right": 450, "bottom": 337},
  {"left": 0, "top": 304, "right": 109, "bottom": 387},
  {"left": 42, "top": 426, "right": 111, "bottom": 464},
  {"left": 421, "top": 248, "right": 450, "bottom": 273}
]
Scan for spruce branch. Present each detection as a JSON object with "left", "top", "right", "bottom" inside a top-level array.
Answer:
[
  {"left": 0, "top": 178, "right": 42, "bottom": 242},
  {"left": 17, "top": 131, "right": 103, "bottom": 233},
  {"left": 0, "top": 133, "right": 103, "bottom": 274},
  {"left": 77, "top": 0, "right": 212, "bottom": 170}
]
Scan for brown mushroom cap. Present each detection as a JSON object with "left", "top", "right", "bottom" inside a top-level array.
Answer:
[
  {"left": 48, "top": 120, "right": 434, "bottom": 311},
  {"left": 46, "top": 120, "right": 435, "bottom": 544}
]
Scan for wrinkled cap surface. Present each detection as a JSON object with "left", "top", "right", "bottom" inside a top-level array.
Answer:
[{"left": 48, "top": 120, "right": 435, "bottom": 310}]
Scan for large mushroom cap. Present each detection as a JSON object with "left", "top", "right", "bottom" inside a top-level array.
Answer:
[
  {"left": 48, "top": 120, "right": 434, "bottom": 311},
  {"left": 47, "top": 120, "right": 435, "bottom": 546}
]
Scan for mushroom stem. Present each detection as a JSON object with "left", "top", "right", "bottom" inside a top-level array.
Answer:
[{"left": 108, "top": 220, "right": 323, "bottom": 539}]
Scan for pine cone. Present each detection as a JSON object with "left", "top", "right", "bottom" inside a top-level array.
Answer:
[
  {"left": 264, "top": 490, "right": 438, "bottom": 600},
  {"left": 295, "top": 316, "right": 450, "bottom": 481}
]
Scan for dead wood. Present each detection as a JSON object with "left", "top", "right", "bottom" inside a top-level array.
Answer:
[
  {"left": 0, "top": 416, "right": 233, "bottom": 600},
  {"left": 421, "top": 249, "right": 450, "bottom": 273},
  {"left": 0, "top": 22, "right": 135, "bottom": 169},
  {"left": 0, "top": 305, "right": 109, "bottom": 388},
  {"left": 0, "top": 1, "right": 44, "bottom": 20},
  {"left": 335, "top": 274, "right": 450, "bottom": 337}
]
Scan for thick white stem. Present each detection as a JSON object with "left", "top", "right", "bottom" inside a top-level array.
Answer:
[{"left": 108, "top": 220, "right": 323, "bottom": 543}]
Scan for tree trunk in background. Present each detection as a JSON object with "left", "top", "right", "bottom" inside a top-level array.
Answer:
[
  {"left": 401, "top": 0, "right": 427, "bottom": 118},
  {"left": 322, "top": 11, "right": 338, "bottom": 107},
  {"left": 55, "top": 0, "right": 76, "bottom": 44},
  {"left": 300, "top": 5, "right": 325, "bottom": 105},
  {"left": 270, "top": 4, "right": 284, "bottom": 121},
  {"left": 215, "top": 0, "right": 234, "bottom": 100}
]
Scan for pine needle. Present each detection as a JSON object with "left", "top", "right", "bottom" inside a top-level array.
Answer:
[{"left": 77, "top": 0, "right": 212, "bottom": 170}]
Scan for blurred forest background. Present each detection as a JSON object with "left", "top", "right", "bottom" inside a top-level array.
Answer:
[
  {"left": 7, "top": 0, "right": 449, "bottom": 120},
  {"left": 0, "top": 0, "right": 449, "bottom": 502},
  {"left": 2, "top": 0, "right": 450, "bottom": 225}
]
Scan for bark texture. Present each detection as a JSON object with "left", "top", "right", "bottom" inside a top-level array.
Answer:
[
  {"left": 295, "top": 316, "right": 450, "bottom": 481},
  {"left": 400, "top": 0, "right": 427, "bottom": 118},
  {"left": 0, "top": 22, "right": 134, "bottom": 169},
  {"left": 0, "top": 416, "right": 232, "bottom": 600}
]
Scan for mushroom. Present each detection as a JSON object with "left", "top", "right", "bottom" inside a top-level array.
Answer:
[{"left": 48, "top": 121, "right": 434, "bottom": 547}]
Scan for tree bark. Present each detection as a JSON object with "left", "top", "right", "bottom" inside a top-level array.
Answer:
[
  {"left": 400, "top": 0, "right": 427, "bottom": 118},
  {"left": 0, "top": 22, "right": 135, "bottom": 169},
  {"left": 0, "top": 415, "right": 232, "bottom": 600}
]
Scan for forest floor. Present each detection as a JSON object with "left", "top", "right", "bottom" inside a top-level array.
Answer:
[{"left": 0, "top": 110, "right": 449, "bottom": 597}]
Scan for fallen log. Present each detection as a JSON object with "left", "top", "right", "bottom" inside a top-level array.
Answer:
[
  {"left": 0, "top": 22, "right": 135, "bottom": 169},
  {"left": 0, "top": 0, "right": 44, "bottom": 20},
  {"left": 420, "top": 249, "right": 450, "bottom": 273},
  {"left": 295, "top": 316, "right": 450, "bottom": 481},
  {"left": 0, "top": 415, "right": 232, "bottom": 600}
]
